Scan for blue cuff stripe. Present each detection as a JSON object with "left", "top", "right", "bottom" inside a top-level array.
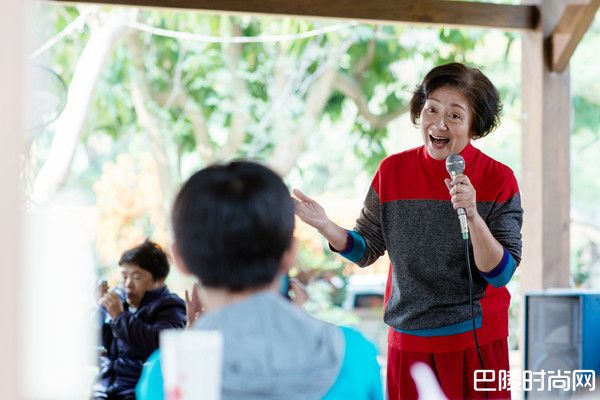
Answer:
[
  {"left": 340, "top": 230, "right": 367, "bottom": 263},
  {"left": 481, "top": 248, "right": 517, "bottom": 288},
  {"left": 394, "top": 316, "right": 482, "bottom": 337}
]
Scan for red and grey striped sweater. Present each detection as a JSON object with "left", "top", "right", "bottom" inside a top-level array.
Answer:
[{"left": 337, "top": 142, "right": 523, "bottom": 352}]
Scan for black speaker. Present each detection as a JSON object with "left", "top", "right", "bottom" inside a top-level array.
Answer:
[{"left": 524, "top": 291, "right": 600, "bottom": 399}]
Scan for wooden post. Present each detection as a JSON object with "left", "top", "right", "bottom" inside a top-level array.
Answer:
[
  {"left": 0, "top": 1, "right": 24, "bottom": 399},
  {"left": 521, "top": 0, "right": 571, "bottom": 291}
]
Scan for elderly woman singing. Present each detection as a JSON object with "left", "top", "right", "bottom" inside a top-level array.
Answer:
[{"left": 295, "top": 62, "right": 522, "bottom": 400}]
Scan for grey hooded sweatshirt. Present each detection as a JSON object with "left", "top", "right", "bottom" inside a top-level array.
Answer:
[{"left": 193, "top": 291, "right": 345, "bottom": 400}]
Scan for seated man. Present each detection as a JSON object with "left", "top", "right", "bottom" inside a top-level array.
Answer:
[
  {"left": 93, "top": 240, "right": 186, "bottom": 400},
  {"left": 136, "top": 161, "right": 383, "bottom": 400}
]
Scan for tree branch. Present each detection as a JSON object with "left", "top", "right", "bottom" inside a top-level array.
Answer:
[
  {"left": 353, "top": 29, "right": 377, "bottom": 78},
  {"left": 333, "top": 72, "right": 407, "bottom": 130},
  {"left": 177, "top": 92, "right": 216, "bottom": 164},
  {"left": 162, "top": 45, "right": 185, "bottom": 109},
  {"left": 269, "top": 43, "right": 343, "bottom": 176},
  {"left": 220, "top": 18, "right": 250, "bottom": 159},
  {"left": 32, "top": 10, "right": 128, "bottom": 203},
  {"left": 127, "top": 30, "right": 176, "bottom": 199},
  {"left": 248, "top": 41, "right": 322, "bottom": 158},
  {"left": 152, "top": 82, "right": 215, "bottom": 164}
]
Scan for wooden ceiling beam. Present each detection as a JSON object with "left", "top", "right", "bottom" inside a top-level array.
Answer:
[
  {"left": 550, "top": 0, "right": 599, "bottom": 72},
  {"left": 51, "top": 0, "right": 539, "bottom": 30}
]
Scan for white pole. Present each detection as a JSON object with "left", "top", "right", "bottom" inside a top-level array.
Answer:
[{"left": 0, "top": 0, "right": 25, "bottom": 398}]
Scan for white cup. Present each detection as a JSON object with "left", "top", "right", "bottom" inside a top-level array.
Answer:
[{"left": 160, "top": 330, "right": 224, "bottom": 400}]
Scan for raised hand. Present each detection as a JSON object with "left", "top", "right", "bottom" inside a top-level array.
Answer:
[
  {"left": 292, "top": 188, "right": 349, "bottom": 251},
  {"left": 289, "top": 278, "right": 308, "bottom": 307},
  {"left": 292, "top": 189, "right": 330, "bottom": 230},
  {"left": 185, "top": 282, "right": 203, "bottom": 328},
  {"left": 96, "top": 280, "right": 109, "bottom": 302},
  {"left": 99, "top": 291, "right": 124, "bottom": 320}
]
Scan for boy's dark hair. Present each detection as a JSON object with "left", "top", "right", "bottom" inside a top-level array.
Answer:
[
  {"left": 118, "top": 239, "right": 170, "bottom": 281},
  {"left": 409, "top": 62, "right": 502, "bottom": 139},
  {"left": 172, "top": 161, "right": 295, "bottom": 292}
]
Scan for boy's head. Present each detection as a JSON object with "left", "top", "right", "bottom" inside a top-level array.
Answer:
[{"left": 171, "top": 161, "right": 295, "bottom": 292}]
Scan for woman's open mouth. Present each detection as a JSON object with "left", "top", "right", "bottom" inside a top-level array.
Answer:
[{"left": 429, "top": 134, "right": 450, "bottom": 147}]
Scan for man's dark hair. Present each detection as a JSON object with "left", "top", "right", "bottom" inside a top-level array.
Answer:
[
  {"left": 409, "top": 62, "right": 502, "bottom": 139},
  {"left": 118, "top": 239, "right": 170, "bottom": 281},
  {"left": 172, "top": 161, "right": 295, "bottom": 291}
]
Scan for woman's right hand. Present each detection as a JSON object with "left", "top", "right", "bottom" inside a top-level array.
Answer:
[
  {"left": 293, "top": 189, "right": 349, "bottom": 251},
  {"left": 292, "top": 189, "right": 330, "bottom": 230}
]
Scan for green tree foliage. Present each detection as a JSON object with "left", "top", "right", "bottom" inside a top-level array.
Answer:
[
  {"left": 31, "top": 5, "right": 520, "bottom": 192},
  {"left": 28, "top": 4, "right": 523, "bottom": 318},
  {"left": 30, "top": 5, "right": 600, "bottom": 324}
]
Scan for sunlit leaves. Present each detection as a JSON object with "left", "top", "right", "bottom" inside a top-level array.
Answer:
[{"left": 93, "top": 153, "right": 168, "bottom": 266}]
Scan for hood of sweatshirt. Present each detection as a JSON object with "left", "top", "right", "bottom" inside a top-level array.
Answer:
[{"left": 194, "top": 291, "right": 344, "bottom": 400}]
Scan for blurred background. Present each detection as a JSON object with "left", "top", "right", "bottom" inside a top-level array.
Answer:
[{"left": 6, "top": 1, "right": 599, "bottom": 398}]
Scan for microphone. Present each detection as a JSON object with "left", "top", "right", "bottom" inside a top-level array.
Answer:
[{"left": 445, "top": 154, "right": 469, "bottom": 240}]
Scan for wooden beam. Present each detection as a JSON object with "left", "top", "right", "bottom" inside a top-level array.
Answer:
[
  {"left": 551, "top": 0, "right": 599, "bottom": 72},
  {"left": 521, "top": 0, "right": 571, "bottom": 292},
  {"left": 52, "top": 0, "right": 539, "bottom": 30}
]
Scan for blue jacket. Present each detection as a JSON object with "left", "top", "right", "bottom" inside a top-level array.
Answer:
[
  {"left": 138, "top": 292, "right": 382, "bottom": 399},
  {"left": 93, "top": 285, "right": 186, "bottom": 399}
]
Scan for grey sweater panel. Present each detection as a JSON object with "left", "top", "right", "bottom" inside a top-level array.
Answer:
[
  {"left": 484, "top": 193, "right": 523, "bottom": 265},
  {"left": 381, "top": 199, "right": 488, "bottom": 330},
  {"left": 354, "top": 186, "right": 386, "bottom": 267},
  {"left": 353, "top": 190, "right": 523, "bottom": 330}
]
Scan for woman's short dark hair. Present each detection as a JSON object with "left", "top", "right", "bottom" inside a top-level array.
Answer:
[
  {"left": 118, "top": 240, "right": 170, "bottom": 281},
  {"left": 409, "top": 62, "right": 502, "bottom": 139},
  {"left": 171, "top": 161, "right": 295, "bottom": 292}
]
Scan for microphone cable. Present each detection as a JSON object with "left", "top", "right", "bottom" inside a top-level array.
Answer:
[
  {"left": 464, "top": 235, "right": 488, "bottom": 399},
  {"left": 447, "top": 153, "right": 489, "bottom": 398}
]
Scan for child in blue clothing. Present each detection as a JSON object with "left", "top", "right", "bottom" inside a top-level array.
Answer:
[{"left": 136, "top": 161, "right": 382, "bottom": 400}]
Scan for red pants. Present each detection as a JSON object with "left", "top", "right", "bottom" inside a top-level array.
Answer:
[{"left": 387, "top": 338, "right": 511, "bottom": 400}]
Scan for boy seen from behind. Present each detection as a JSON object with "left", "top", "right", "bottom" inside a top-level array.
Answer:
[{"left": 137, "top": 161, "right": 383, "bottom": 400}]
